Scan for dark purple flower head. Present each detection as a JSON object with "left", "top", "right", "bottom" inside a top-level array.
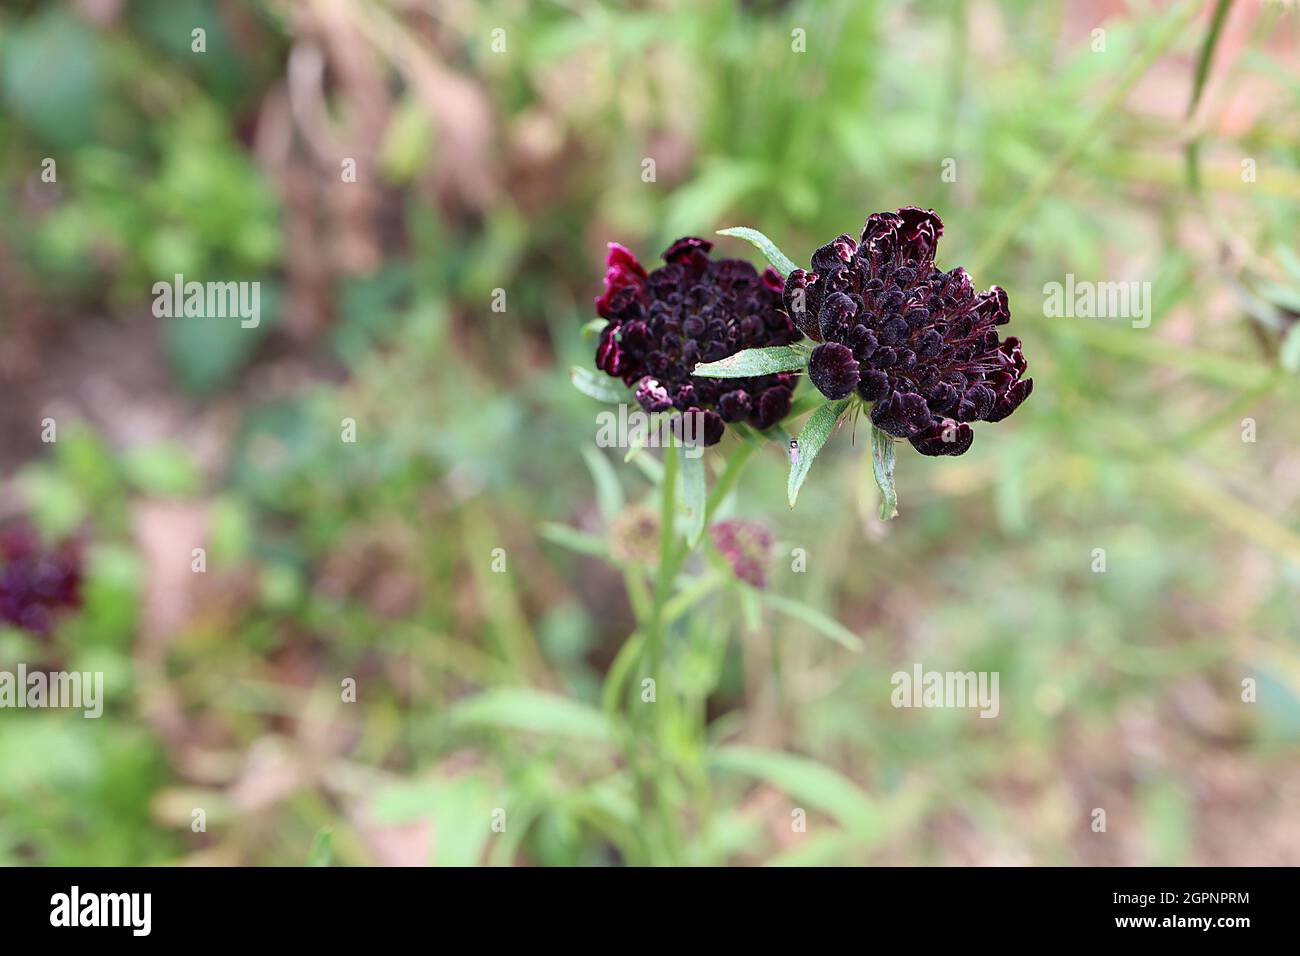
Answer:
[
  {"left": 592, "top": 239, "right": 802, "bottom": 445},
  {"left": 709, "top": 519, "right": 774, "bottom": 589},
  {"left": 808, "top": 342, "right": 860, "bottom": 400},
  {"left": 786, "top": 208, "right": 1032, "bottom": 456},
  {"left": 0, "top": 523, "right": 84, "bottom": 636}
]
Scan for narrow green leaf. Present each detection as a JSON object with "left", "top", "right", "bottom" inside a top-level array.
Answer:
[
  {"left": 1182, "top": 0, "right": 1230, "bottom": 193},
  {"left": 871, "top": 425, "right": 899, "bottom": 520},
  {"left": 580, "top": 446, "right": 624, "bottom": 520},
  {"left": 1281, "top": 323, "right": 1300, "bottom": 374},
  {"left": 580, "top": 318, "right": 607, "bottom": 339},
  {"left": 679, "top": 444, "right": 706, "bottom": 547},
  {"left": 570, "top": 365, "right": 631, "bottom": 403},
  {"left": 307, "top": 827, "right": 333, "bottom": 867},
  {"left": 663, "top": 572, "right": 724, "bottom": 625},
  {"left": 630, "top": 448, "right": 663, "bottom": 485},
  {"left": 716, "top": 226, "right": 799, "bottom": 277},
  {"left": 1275, "top": 245, "right": 1300, "bottom": 288},
  {"left": 1260, "top": 280, "right": 1300, "bottom": 315},
  {"left": 787, "top": 398, "right": 850, "bottom": 508},
  {"left": 710, "top": 745, "right": 879, "bottom": 835},
  {"left": 1186, "top": 0, "right": 1231, "bottom": 119},
  {"left": 372, "top": 776, "right": 493, "bottom": 866},
  {"left": 447, "top": 688, "right": 614, "bottom": 744},
  {"left": 764, "top": 592, "right": 863, "bottom": 651},
  {"left": 1231, "top": 280, "right": 1287, "bottom": 331},
  {"left": 624, "top": 425, "right": 648, "bottom": 462},
  {"left": 693, "top": 345, "right": 808, "bottom": 379},
  {"left": 767, "top": 830, "right": 860, "bottom": 866},
  {"left": 538, "top": 522, "right": 609, "bottom": 559},
  {"left": 600, "top": 632, "right": 645, "bottom": 719},
  {"left": 1050, "top": 319, "right": 1275, "bottom": 389}
]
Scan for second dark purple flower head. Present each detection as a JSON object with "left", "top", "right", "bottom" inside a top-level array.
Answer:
[{"left": 593, "top": 237, "right": 801, "bottom": 446}]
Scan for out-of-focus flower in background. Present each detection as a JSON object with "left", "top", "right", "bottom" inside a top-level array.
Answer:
[
  {"left": 709, "top": 519, "right": 774, "bottom": 589},
  {"left": 0, "top": 522, "right": 83, "bottom": 636}
]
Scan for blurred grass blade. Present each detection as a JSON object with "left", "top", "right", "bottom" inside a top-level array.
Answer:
[
  {"left": 307, "top": 827, "right": 333, "bottom": 866},
  {"left": 448, "top": 688, "right": 615, "bottom": 744},
  {"left": 1282, "top": 324, "right": 1300, "bottom": 374},
  {"left": 1186, "top": 0, "right": 1231, "bottom": 118},
  {"left": 871, "top": 425, "right": 899, "bottom": 520},
  {"left": 1275, "top": 245, "right": 1300, "bottom": 287},
  {"left": 580, "top": 446, "right": 624, "bottom": 520},
  {"left": 679, "top": 445, "right": 706, "bottom": 547},
  {"left": 1259, "top": 280, "right": 1300, "bottom": 315},
  {"left": 1049, "top": 319, "right": 1276, "bottom": 389},
  {"left": 1182, "top": 0, "right": 1231, "bottom": 192},
  {"left": 663, "top": 572, "right": 724, "bottom": 625},
  {"left": 600, "top": 631, "right": 645, "bottom": 718},
  {"left": 787, "top": 398, "right": 850, "bottom": 508},
  {"left": 630, "top": 447, "right": 663, "bottom": 485},
  {"left": 971, "top": 0, "right": 1199, "bottom": 273},
  {"left": 716, "top": 226, "right": 799, "bottom": 276},
  {"left": 539, "top": 522, "right": 609, "bottom": 559},
  {"left": 693, "top": 345, "right": 808, "bottom": 379},
  {"left": 624, "top": 422, "right": 649, "bottom": 462},
  {"left": 710, "top": 745, "right": 879, "bottom": 835},
  {"left": 373, "top": 776, "right": 492, "bottom": 866},
  {"left": 571, "top": 365, "right": 631, "bottom": 403},
  {"left": 766, "top": 830, "right": 858, "bottom": 866},
  {"left": 763, "top": 593, "right": 863, "bottom": 651},
  {"left": 1151, "top": 458, "right": 1300, "bottom": 567}
]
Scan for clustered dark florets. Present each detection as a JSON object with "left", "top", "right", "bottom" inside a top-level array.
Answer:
[
  {"left": 0, "top": 523, "right": 83, "bottom": 636},
  {"left": 593, "top": 238, "right": 802, "bottom": 446},
  {"left": 786, "top": 208, "right": 1032, "bottom": 456}
]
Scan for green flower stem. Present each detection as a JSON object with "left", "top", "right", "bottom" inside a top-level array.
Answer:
[
  {"left": 622, "top": 566, "right": 652, "bottom": 627},
  {"left": 650, "top": 438, "right": 679, "bottom": 661},
  {"left": 612, "top": 413, "right": 795, "bottom": 862},
  {"left": 636, "top": 439, "right": 682, "bottom": 864},
  {"left": 601, "top": 625, "right": 659, "bottom": 864}
]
